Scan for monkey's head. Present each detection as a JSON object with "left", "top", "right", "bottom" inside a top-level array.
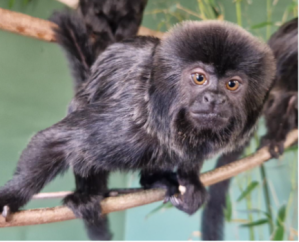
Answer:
[{"left": 149, "top": 21, "right": 275, "bottom": 158}]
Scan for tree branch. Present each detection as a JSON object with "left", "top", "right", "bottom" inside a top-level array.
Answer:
[
  {"left": 0, "top": 129, "right": 297, "bottom": 228},
  {"left": 0, "top": 8, "right": 164, "bottom": 42}
]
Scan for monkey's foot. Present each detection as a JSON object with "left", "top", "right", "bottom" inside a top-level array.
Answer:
[
  {"left": 259, "top": 138, "right": 284, "bottom": 159},
  {"left": 63, "top": 192, "right": 104, "bottom": 223},
  {"left": 269, "top": 141, "right": 284, "bottom": 158},
  {"left": 166, "top": 182, "right": 208, "bottom": 215}
]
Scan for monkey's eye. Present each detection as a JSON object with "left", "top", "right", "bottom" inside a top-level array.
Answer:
[
  {"left": 192, "top": 73, "right": 207, "bottom": 85},
  {"left": 226, "top": 80, "right": 240, "bottom": 91}
]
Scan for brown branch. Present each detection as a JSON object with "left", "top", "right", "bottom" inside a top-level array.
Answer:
[
  {"left": 0, "top": 130, "right": 297, "bottom": 228},
  {"left": 0, "top": 8, "right": 164, "bottom": 42},
  {"left": 32, "top": 191, "right": 72, "bottom": 200}
]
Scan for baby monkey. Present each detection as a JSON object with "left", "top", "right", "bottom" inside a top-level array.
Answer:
[
  {"left": 0, "top": 15, "right": 275, "bottom": 240},
  {"left": 260, "top": 17, "right": 298, "bottom": 157}
]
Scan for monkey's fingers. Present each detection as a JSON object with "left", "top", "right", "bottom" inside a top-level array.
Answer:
[{"left": 168, "top": 194, "right": 183, "bottom": 206}]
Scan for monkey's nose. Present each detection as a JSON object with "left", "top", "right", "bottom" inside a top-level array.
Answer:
[{"left": 203, "top": 92, "right": 226, "bottom": 105}]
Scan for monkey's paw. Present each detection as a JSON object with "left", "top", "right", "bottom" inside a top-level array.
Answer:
[
  {"left": 0, "top": 189, "right": 24, "bottom": 216},
  {"left": 140, "top": 171, "right": 180, "bottom": 198},
  {"left": 166, "top": 182, "right": 208, "bottom": 215},
  {"left": 63, "top": 192, "right": 103, "bottom": 224},
  {"left": 259, "top": 138, "right": 284, "bottom": 159}
]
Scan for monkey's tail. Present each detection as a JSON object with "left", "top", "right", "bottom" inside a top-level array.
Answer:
[
  {"left": 201, "top": 147, "right": 245, "bottom": 240},
  {"left": 50, "top": 11, "right": 94, "bottom": 91}
]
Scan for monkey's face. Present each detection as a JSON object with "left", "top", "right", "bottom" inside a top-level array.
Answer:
[
  {"left": 181, "top": 63, "right": 247, "bottom": 132},
  {"left": 150, "top": 20, "right": 275, "bottom": 154}
]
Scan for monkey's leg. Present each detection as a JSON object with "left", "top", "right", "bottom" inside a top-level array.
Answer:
[
  {"left": 0, "top": 129, "right": 68, "bottom": 214},
  {"left": 201, "top": 147, "right": 245, "bottom": 240},
  {"left": 63, "top": 171, "right": 112, "bottom": 241},
  {"left": 261, "top": 94, "right": 297, "bottom": 158}
]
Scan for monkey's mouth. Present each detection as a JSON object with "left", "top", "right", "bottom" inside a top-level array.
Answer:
[{"left": 189, "top": 112, "right": 229, "bottom": 128}]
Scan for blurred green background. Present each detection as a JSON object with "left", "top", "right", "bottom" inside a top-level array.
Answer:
[{"left": 0, "top": 0, "right": 297, "bottom": 240}]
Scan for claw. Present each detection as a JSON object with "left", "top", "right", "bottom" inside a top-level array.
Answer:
[
  {"left": 2, "top": 205, "right": 11, "bottom": 222},
  {"left": 179, "top": 185, "right": 186, "bottom": 195},
  {"left": 169, "top": 194, "right": 182, "bottom": 206}
]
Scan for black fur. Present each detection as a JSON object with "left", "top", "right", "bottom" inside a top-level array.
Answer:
[
  {"left": 79, "top": 0, "right": 147, "bottom": 55},
  {"left": 201, "top": 18, "right": 297, "bottom": 241},
  {"left": 51, "top": 11, "right": 94, "bottom": 90},
  {"left": 51, "top": 0, "right": 148, "bottom": 90},
  {"left": 260, "top": 17, "right": 298, "bottom": 157},
  {"left": 0, "top": 20, "right": 275, "bottom": 239},
  {"left": 201, "top": 145, "right": 247, "bottom": 240},
  {"left": 51, "top": 1, "right": 148, "bottom": 239}
]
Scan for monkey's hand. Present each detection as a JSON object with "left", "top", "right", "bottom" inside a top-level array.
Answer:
[
  {"left": 139, "top": 170, "right": 180, "bottom": 199},
  {"left": 63, "top": 192, "right": 104, "bottom": 224},
  {"left": 168, "top": 177, "right": 208, "bottom": 215},
  {"left": 259, "top": 136, "right": 284, "bottom": 159},
  {"left": 0, "top": 184, "right": 29, "bottom": 217}
]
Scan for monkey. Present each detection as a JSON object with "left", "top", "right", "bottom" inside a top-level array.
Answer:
[
  {"left": 201, "top": 18, "right": 298, "bottom": 241},
  {"left": 58, "top": 0, "right": 148, "bottom": 90},
  {"left": 51, "top": 0, "right": 148, "bottom": 239},
  {"left": 260, "top": 17, "right": 298, "bottom": 157},
  {"left": 0, "top": 17, "right": 275, "bottom": 241}
]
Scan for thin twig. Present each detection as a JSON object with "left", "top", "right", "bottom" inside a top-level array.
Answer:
[
  {"left": 0, "top": 8, "right": 164, "bottom": 42},
  {"left": 55, "top": 0, "right": 79, "bottom": 9},
  {"left": 0, "top": 130, "right": 297, "bottom": 228},
  {"left": 32, "top": 191, "right": 72, "bottom": 200}
]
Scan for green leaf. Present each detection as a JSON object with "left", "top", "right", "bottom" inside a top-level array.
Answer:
[
  {"left": 224, "top": 193, "right": 232, "bottom": 222},
  {"left": 273, "top": 226, "right": 284, "bottom": 241},
  {"left": 251, "top": 22, "right": 273, "bottom": 29},
  {"left": 284, "top": 145, "right": 299, "bottom": 153},
  {"left": 237, "top": 181, "right": 259, "bottom": 202},
  {"left": 145, "top": 202, "right": 173, "bottom": 219},
  {"left": 272, "top": 204, "right": 287, "bottom": 240},
  {"left": 240, "top": 219, "right": 269, "bottom": 227},
  {"left": 276, "top": 204, "right": 287, "bottom": 226}
]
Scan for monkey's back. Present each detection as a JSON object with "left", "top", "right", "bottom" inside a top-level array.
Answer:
[
  {"left": 63, "top": 36, "right": 180, "bottom": 172},
  {"left": 72, "top": 37, "right": 158, "bottom": 108}
]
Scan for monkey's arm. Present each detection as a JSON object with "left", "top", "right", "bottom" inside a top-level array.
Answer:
[
  {"left": 174, "top": 164, "right": 208, "bottom": 215},
  {"left": 0, "top": 120, "right": 70, "bottom": 213},
  {"left": 0, "top": 108, "right": 108, "bottom": 214}
]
